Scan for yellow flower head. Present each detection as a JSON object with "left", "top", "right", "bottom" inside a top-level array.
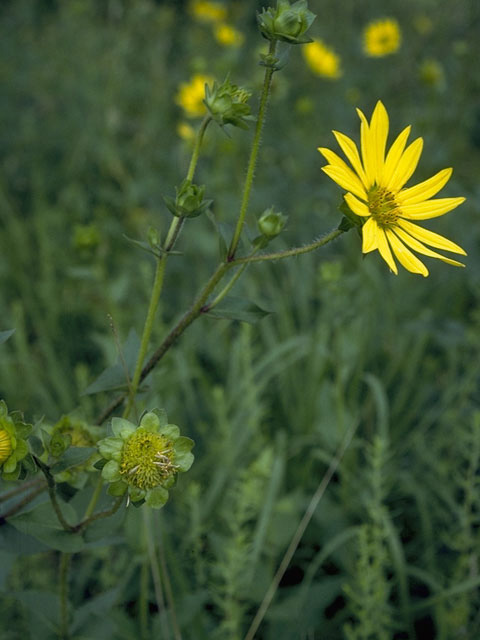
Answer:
[
  {"left": 364, "top": 18, "right": 401, "bottom": 57},
  {"left": 302, "top": 39, "right": 342, "bottom": 79},
  {"left": 0, "top": 428, "right": 12, "bottom": 464},
  {"left": 214, "top": 23, "right": 245, "bottom": 48},
  {"left": 318, "top": 101, "right": 466, "bottom": 276},
  {"left": 175, "top": 74, "right": 214, "bottom": 118},
  {"left": 189, "top": 0, "right": 227, "bottom": 23}
]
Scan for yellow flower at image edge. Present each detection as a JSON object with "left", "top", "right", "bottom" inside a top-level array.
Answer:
[
  {"left": 303, "top": 39, "right": 342, "bottom": 79},
  {"left": 98, "top": 410, "right": 194, "bottom": 508},
  {"left": 0, "top": 400, "right": 30, "bottom": 479},
  {"left": 318, "top": 101, "right": 466, "bottom": 276},
  {"left": 175, "top": 74, "right": 214, "bottom": 118},
  {"left": 364, "top": 18, "right": 401, "bottom": 57}
]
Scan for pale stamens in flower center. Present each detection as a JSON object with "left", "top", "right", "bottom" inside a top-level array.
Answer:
[
  {"left": 367, "top": 185, "right": 400, "bottom": 225},
  {"left": 119, "top": 429, "right": 179, "bottom": 490}
]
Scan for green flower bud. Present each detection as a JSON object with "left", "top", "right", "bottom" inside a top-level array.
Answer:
[
  {"left": 97, "top": 409, "right": 194, "bottom": 508},
  {"left": 205, "top": 78, "right": 253, "bottom": 130},
  {"left": 257, "top": 0, "right": 316, "bottom": 45},
  {"left": 0, "top": 400, "right": 31, "bottom": 481},
  {"left": 257, "top": 207, "right": 288, "bottom": 238},
  {"left": 46, "top": 414, "right": 103, "bottom": 488},
  {"left": 164, "top": 179, "right": 212, "bottom": 219}
]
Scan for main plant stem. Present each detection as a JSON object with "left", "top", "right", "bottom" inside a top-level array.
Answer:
[
  {"left": 95, "top": 227, "right": 345, "bottom": 425},
  {"left": 227, "top": 39, "right": 277, "bottom": 260},
  {"left": 122, "top": 117, "right": 211, "bottom": 420}
]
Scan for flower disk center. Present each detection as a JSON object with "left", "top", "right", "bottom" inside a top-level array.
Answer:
[
  {"left": 119, "top": 428, "right": 177, "bottom": 490},
  {"left": 368, "top": 186, "right": 400, "bottom": 225},
  {"left": 0, "top": 429, "right": 12, "bottom": 464}
]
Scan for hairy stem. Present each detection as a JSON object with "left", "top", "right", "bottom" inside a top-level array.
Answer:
[
  {"left": 230, "top": 228, "right": 345, "bottom": 266},
  {"left": 95, "top": 226, "right": 345, "bottom": 425},
  {"left": 122, "top": 117, "right": 211, "bottom": 420},
  {"left": 227, "top": 40, "right": 277, "bottom": 260}
]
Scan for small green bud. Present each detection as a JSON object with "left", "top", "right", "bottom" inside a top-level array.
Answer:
[
  {"left": 205, "top": 77, "right": 253, "bottom": 130},
  {"left": 164, "top": 179, "right": 212, "bottom": 219},
  {"left": 257, "top": 0, "right": 316, "bottom": 45},
  {"left": 258, "top": 207, "right": 288, "bottom": 238}
]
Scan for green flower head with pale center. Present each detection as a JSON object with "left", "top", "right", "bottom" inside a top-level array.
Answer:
[
  {"left": 0, "top": 400, "right": 31, "bottom": 481},
  {"left": 97, "top": 409, "right": 194, "bottom": 509}
]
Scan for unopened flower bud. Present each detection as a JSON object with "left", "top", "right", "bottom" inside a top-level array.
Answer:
[
  {"left": 163, "top": 179, "right": 212, "bottom": 219},
  {"left": 258, "top": 207, "right": 287, "bottom": 237},
  {"left": 205, "top": 77, "right": 253, "bottom": 129},
  {"left": 257, "top": 0, "right": 316, "bottom": 45}
]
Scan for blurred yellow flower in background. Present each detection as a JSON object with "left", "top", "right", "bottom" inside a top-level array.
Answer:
[
  {"left": 214, "top": 23, "right": 245, "bottom": 47},
  {"left": 175, "top": 74, "right": 214, "bottom": 118},
  {"left": 318, "top": 101, "right": 466, "bottom": 276},
  {"left": 363, "top": 18, "right": 401, "bottom": 57},
  {"left": 189, "top": 0, "right": 227, "bottom": 24},
  {"left": 177, "top": 121, "right": 196, "bottom": 142},
  {"left": 302, "top": 39, "right": 342, "bottom": 79}
]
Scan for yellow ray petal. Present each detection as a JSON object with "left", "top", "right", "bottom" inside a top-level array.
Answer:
[
  {"left": 318, "top": 147, "right": 365, "bottom": 188},
  {"left": 386, "top": 229, "right": 429, "bottom": 276},
  {"left": 344, "top": 192, "right": 370, "bottom": 216},
  {"left": 387, "top": 137, "right": 424, "bottom": 192},
  {"left": 370, "top": 101, "right": 389, "bottom": 184},
  {"left": 356, "top": 108, "right": 375, "bottom": 188},
  {"left": 396, "top": 219, "right": 466, "bottom": 255},
  {"left": 362, "top": 217, "right": 378, "bottom": 253},
  {"left": 393, "top": 227, "right": 465, "bottom": 268},
  {"left": 397, "top": 168, "right": 452, "bottom": 205},
  {"left": 332, "top": 131, "right": 368, "bottom": 187},
  {"left": 321, "top": 165, "right": 367, "bottom": 200},
  {"left": 399, "top": 197, "right": 465, "bottom": 220},
  {"left": 381, "top": 125, "right": 411, "bottom": 188},
  {"left": 376, "top": 226, "right": 398, "bottom": 274}
]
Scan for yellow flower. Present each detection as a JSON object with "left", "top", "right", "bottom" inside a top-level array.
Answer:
[
  {"left": 175, "top": 74, "right": 214, "bottom": 118},
  {"left": 0, "top": 428, "right": 12, "bottom": 464},
  {"left": 214, "top": 23, "right": 245, "bottom": 47},
  {"left": 318, "top": 101, "right": 466, "bottom": 276},
  {"left": 302, "top": 39, "right": 342, "bottom": 79},
  {"left": 363, "top": 18, "right": 401, "bottom": 57},
  {"left": 189, "top": 0, "right": 227, "bottom": 23}
]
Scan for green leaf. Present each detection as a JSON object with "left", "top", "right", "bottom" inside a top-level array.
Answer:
[
  {"left": 207, "top": 296, "right": 272, "bottom": 324},
  {"left": 83, "top": 328, "right": 140, "bottom": 395},
  {"left": 11, "top": 590, "right": 60, "bottom": 634},
  {"left": 207, "top": 211, "right": 233, "bottom": 260},
  {"left": 0, "top": 329, "right": 15, "bottom": 345},
  {"left": 145, "top": 485, "right": 169, "bottom": 508},
  {"left": 50, "top": 446, "right": 96, "bottom": 474},
  {"left": 159, "top": 424, "right": 180, "bottom": 440},
  {"left": 8, "top": 501, "right": 85, "bottom": 552}
]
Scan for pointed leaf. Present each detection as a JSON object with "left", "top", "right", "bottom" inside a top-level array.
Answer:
[
  {"left": 0, "top": 329, "right": 15, "bottom": 345},
  {"left": 83, "top": 328, "right": 140, "bottom": 395},
  {"left": 50, "top": 447, "right": 96, "bottom": 474},
  {"left": 207, "top": 296, "right": 272, "bottom": 324}
]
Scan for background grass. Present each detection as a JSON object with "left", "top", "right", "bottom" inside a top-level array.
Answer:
[{"left": 1, "top": 0, "right": 480, "bottom": 638}]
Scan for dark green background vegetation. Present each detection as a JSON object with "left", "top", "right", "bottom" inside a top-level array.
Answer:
[{"left": 1, "top": 0, "right": 480, "bottom": 638}]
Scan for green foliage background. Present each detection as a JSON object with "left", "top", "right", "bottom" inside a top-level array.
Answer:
[{"left": 1, "top": 0, "right": 480, "bottom": 638}]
